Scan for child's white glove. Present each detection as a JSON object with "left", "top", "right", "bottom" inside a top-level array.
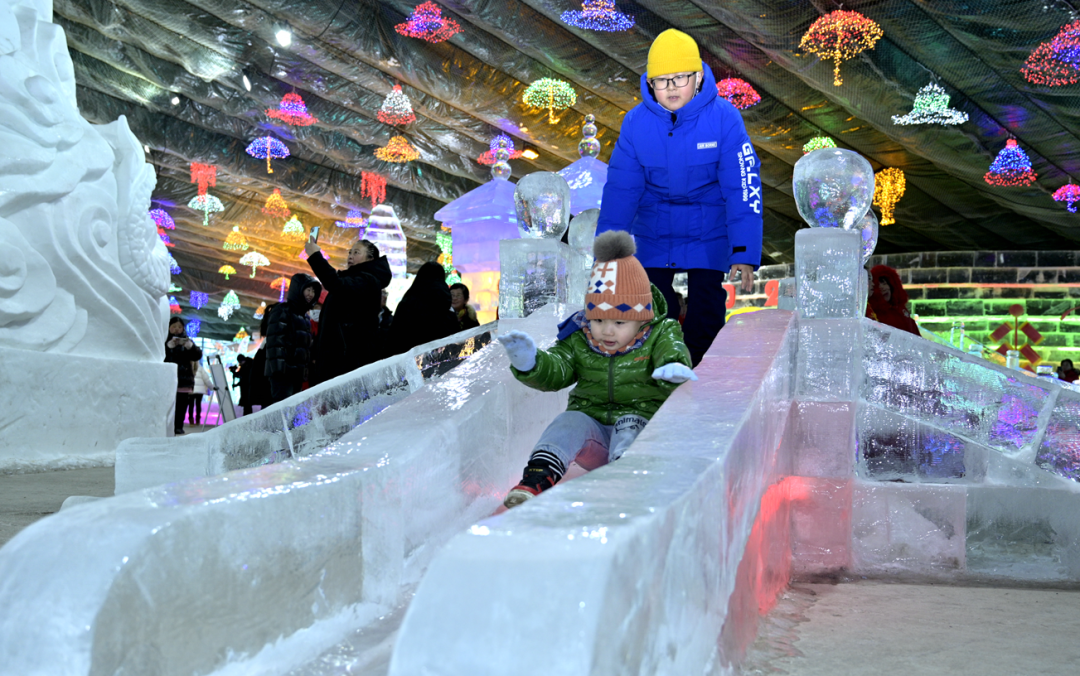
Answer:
[
  {"left": 499, "top": 330, "right": 537, "bottom": 371},
  {"left": 652, "top": 363, "right": 698, "bottom": 383}
]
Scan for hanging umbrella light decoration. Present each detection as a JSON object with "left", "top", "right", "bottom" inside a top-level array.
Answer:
[
  {"left": 167, "top": 252, "right": 181, "bottom": 275},
  {"left": 271, "top": 275, "right": 291, "bottom": 302},
  {"left": 523, "top": 78, "right": 577, "bottom": 124},
  {"left": 375, "top": 135, "right": 421, "bottom": 163},
  {"left": 802, "top": 136, "right": 837, "bottom": 154},
  {"left": 799, "top": 10, "right": 884, "bottom": 86},
  {"left": 223, "top": 226, "right": 249, "bottom": 251},
  {"left": 189, "top": 291, "right": 209, "bottom": 310},
  {"left": 266, "top": 92, "right": 319, "bottom": 126},
  {"left": 218, "top": 264, "right": 237, "bottom": 280},
  {"left": 254, "top": 301, "right": 267, "bottom": 320},
  {"left": 361, "top": 172, "right": 387, "bottom": 207},
  {"left": 149, "top": 208, "right": 175, "bottom": 230},
  {"left": 282, "top": 215, "right": 305, "bottom": 242},
  {"left": 376, "top": 85, "right": 417, "bottom": 126},
  {"left": 985, "top": 139, "right": 1038, "bottom": 187},
  {"left": 560, "top": 0, "right": 634, "bottom": 32},
  {"left": 239, "top": 251, "right": 271, "bottom": 278},
  {"left": 1022, "top": 20, "right": 1080, "bottom": 86},
  {"left": 262, "top": 188, "right": 291, "bottom": 218},
  {"left": 185, "top": 318, "right": 201, "bottom": 338},
  {"left": 169, "top": 296, "right": 182, "bottom": 315},
  {"left": 394, "top": 1, "right": 462, "bottom": 43},
  {"left": 218, "top": 290, "right": 241, "bottom": 321},
  {"left": 892, "top": 83, "right": 968, "bottom": 125},
  {"left": 873, "top": 167, "right": 906, "bottom": 226},
  {"left": 335, "top": 209, "right": 368, "bottom": 232},
  {"left": 190, "top": 162, "right": 217, "bottom": 195},
  {"left": 1053, "top": 183, "right": 1080, "bottom": 212},
  {"left": 246, "top": 136, "right": 290, "bottom": 174},
  {"left": 187, "top": 193, "right": 224, "bottom": 226},
  {"left": 716, "top": 78, "right": 761, "bottom": 109},
  {"left": 477, "top": 133, "right": 524, "bottom": 165}
]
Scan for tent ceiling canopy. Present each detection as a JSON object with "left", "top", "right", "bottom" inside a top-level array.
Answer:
[{"left": 59, "top": 0, "right": 1080, "bottom": 338}]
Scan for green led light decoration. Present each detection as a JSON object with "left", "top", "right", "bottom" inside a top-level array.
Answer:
[
  {"left": 802, "top": 136, "right": 837, "bottom": 154},
  {"left": 436, "top": 225, "right": 459, "bottom": 283},
  {"left": 892, "top": 83, "right": 968, "bottom": 126},
  {"left": 522, "top": 78, "right": 577, "bottom": 124},
  {"left": 282, "top": 216, "right": 305, "bottom": 242},
  {"left": 187, "top": 193, "right": 224, "bottom": 225}
]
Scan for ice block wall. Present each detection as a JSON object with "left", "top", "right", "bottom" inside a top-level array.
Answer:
[
  {"left": 389, "top": 310, "right": 798, "bottom": 676},
  {"left": 115, "top": 325, "right": 494, "bottom": 493},
  {"left": 498, "top": 239, "right": 586, "bottom": 319},
  {"left": 0, "top": 309, "right": 565, "bottom": 676}
]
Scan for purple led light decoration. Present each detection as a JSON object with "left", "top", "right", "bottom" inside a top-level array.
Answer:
[
  {"left": 149, "top": 208, "right": 175, "bottom": 229},
  {"left": 1022, "top": 20, "right": 1080, "bottom": 86},
  {"left": 168, "top": 253, "right": 181, "bottom": 275},
  {"left": 1053, "top": 184, "right": 1080, "bottom": 212},
  {"left": 984, "top": 139, "right": 1038, "bottom": 187},
  {"left": 394, "top": 2, "right": 462, "bottom": 43},
  {"left": 477, "top": 134, "right": 524, "bottom": 165},
  {"left": 189, "top": 291, "right": 209, "bottom": 309},
  {"left": 246, "top": 136, "right": 290, "bottom": 174},
  {"left": 185, "top": 318, "right": 202, "bottom": 338},
  {"left": 561, "top": 0, "right": 634, "bottom": 32},
  {"left": 335, "top": 209, "right": 368, "bottom": 234},
  {"left": 716, "top": 78, "right": 761, "bottom": 109},
  {"left": 266, "top": 93, "right": 318, "bottom": 126}
]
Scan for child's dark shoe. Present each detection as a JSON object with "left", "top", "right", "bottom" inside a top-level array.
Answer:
[{"left": 504, "top": 460, "right": 559, "bottom": 508}]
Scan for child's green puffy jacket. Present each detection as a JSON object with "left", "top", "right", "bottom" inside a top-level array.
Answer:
[{"left": 510, "top": 287, "right": 692, "bottom": 425}]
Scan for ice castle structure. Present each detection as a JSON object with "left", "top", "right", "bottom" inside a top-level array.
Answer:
[{"left": 0, "top": 0, "right": 172, "bottom": 472}]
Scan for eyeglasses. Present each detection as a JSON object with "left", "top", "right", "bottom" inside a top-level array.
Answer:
[{"left": 650, "top": 73, "right": 693, "bottom": 90}]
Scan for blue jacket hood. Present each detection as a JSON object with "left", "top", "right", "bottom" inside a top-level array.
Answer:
[{"left": 639, "top": 63, "right": 718, "bottom": 124}]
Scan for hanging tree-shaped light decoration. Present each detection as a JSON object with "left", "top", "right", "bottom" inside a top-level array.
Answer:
[
  {"left": 169, "top": 282, "right": 183, "bottom": 293},
  {"left": 167, "top": 252, "right": 181, "bottom": 275},
  {"left": 169, "top": 296, "right": 182, "bottom": 315},
  {"left": 254, "top": 301, "right": 267, "bottom": 320},
  {"left": 189, "top": 291, "right": 209, "bottom": 310},
  {"left": 282, "top": 215, "right": 305, "bottom": 242},
  {"left": 798, "top": 10, "right": 884, "bottom": 87},
  {"left": 185, "top": 318, "right": 201, "bottom": 338},
  {"left": 218, "top": 290, "right": 241, "bottom": 321},
  {"left": 477, "top": 133, "right": 524, "bottom": 165},
  {"left": 375, "top": 135, "right": 420, "bottom": 163},
  {"left": 376, "top": 85, "right": 416, "bottom": 126},
  {"left": 187, "top": 194, "right": 224, "bottom": 226},
  {"left": 234, "top": 328, "right": 249, "bottom": 343},
  {"left": 985, "top": 139, "right": 1038, "bottom": 187},
  {"left": 361, "top": 172, "right": 387, "bottom": 207},
  {"left": 560, "top": 0, "right": 634, "bottom": 32},
  {"left": 394, "top": 1, "right": 462, "bottom": 43},
  {"left": 239, "top": 251, "right": 270, "bottom": 278},
  {"left": 523, "top": 78, "right": 577, "bottom": 125},
  {"left": 335, "top": 209, "right": 368, "bottom": 232},
  {"left": 802, "top": 136, "right": 837, "bottom": 154},
  {"left": 1053, "top": 183, "right": 1080, "bottom": 212},
  {"left": 892, "top": 83, "right": 968, "bottom": 126},
  {"left": 223, "top": 226, "right": 249, "bottom": 251},
  {"left": 1022, "top": 20, "right": 1080, "bottom": 87},
  {"left": 271, "top": 275, "right": 291, "bottom": 302},
  {"left": 262, "top": 188, "right": 291, "bottom": 218},
  {"left": 873, "top": 167, "right": 906, "bottom": 226},
  {"left": 149, "top": 208, "right": 175, "bottom": 230},
  {"left": 218, "top": 264, "right": 236, "bottom": 280},
  {"left": 246, "top": 136, "right": 290, "bottom": 174},
  {"left": 189, "top": 162, "right": 217, "bottom": 195},
  {"left": 266, "top": 92, "right": 319, "bottom": 126},
  {"left": 716, "top": 78, "right": 761, "bottom": 109}
]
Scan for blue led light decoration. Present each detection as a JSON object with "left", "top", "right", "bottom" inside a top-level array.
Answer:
[
  {"left": 189, "top": 291, "right": 209, "bottom": 309},
  {"left": 185, "top": 318, "right": 202, "bottom": 338},
  {"left": 245, "top": 136, "right": 290, "bottom": 174},
  {"left": 561, "top": 0, "right": 634, "bottom": 32},
  {"left": 985, "top": 139, "right": 1038, "bottom": 187},
  {"left": 477, "top": 134, "right": 523, "bottom": 165},
  {"left": 167, "top": 253, "right": 181, "bottom": 275},
  {"left": 335, "top": 209, "right": 368, "bottom": 234}
]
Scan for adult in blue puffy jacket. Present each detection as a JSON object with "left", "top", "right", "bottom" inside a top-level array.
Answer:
[{"left": 597, "top": 29, "right": 763, "bottom": 366}]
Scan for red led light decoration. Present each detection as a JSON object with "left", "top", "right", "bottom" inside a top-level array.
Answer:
[
  {"left": 716, "top": 78, "right": 761, "bottom": 110},
  {"left": 1022, "top": 21, "right": 1080, "bottom": 87},
  {"left": 361, "top": 172, "right": 387, "bottom": 208},
  {"left": 395, "top": 2, "right": 462, "bottom": 43},
  {"left": 376, "top": 85, "right": 416, "bottom": 126},
  {"left": 190, "top": 162, "right": 217, "bottom": 195},
  {"left": 984, "top": 139, "right": 1038, "bottom": 187},
  {"left": 266, "top": 93, "right": 319, "bottom": 126},
  {"left": 1053, "top": 184, "right": 1080, "bottom": 212}
]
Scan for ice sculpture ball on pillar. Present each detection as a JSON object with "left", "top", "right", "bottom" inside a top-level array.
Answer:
[
  {"left": 556, "top": 113, "right": 609, "bottom": 215},
  {"left": 499, "top": 172, "right": 586, "bottom": 318},
  {"left": 435, "top": 139, "right": 519, "bottom": 323},
  {"left": 0, "top": 1, "right": 174, "bottom": 471},
  {"left": 793, "top": 148, "right": 875, "bottom": 231}
]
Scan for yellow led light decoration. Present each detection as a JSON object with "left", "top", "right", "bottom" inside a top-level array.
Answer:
[
  {"left": 799, "top": 10, "right": 884, "bottom": 86},
  {"left": 873, "top": 167, "right": 906, "bottom": 226},
  {"left": 375, "top": 135, "right": 420, "bottom": 163}
]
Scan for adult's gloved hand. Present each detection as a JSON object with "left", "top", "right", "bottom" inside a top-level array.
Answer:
[
  {"left": 651, "top": 363, "right": 698, "bottom": 383},
  {"left": 499, "top": 330, "right": 537, "bottom": 371}
]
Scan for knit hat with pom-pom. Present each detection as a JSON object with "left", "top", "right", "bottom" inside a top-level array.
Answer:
[{"left": 585, "top": 231, "right": 654, "bottom": 322}]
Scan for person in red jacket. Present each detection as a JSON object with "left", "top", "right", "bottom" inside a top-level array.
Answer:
[{"left": 867, "top": 265, "right": 921, "bottom": 336}]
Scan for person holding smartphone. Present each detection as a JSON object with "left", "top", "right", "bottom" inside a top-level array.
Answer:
[{"left": 164, "top": 317, "right": 202, "bottom": 435}]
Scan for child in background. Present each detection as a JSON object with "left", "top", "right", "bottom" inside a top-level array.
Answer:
[{"left": 498, "top": 231, "right": 696, "bottom": 508}]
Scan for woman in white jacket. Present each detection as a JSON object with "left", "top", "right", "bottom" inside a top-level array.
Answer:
[{"left": 188, "top": 361, "right": 215, "bottom": 426}]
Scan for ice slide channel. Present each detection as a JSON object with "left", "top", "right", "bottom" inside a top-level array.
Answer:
[{"left": 115, "top": 323, "right": 495, "bottom": 493}]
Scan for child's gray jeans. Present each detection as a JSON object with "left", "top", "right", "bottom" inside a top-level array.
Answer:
[{"left": 533, "top": 410, "right": 649, "bottom": 471}]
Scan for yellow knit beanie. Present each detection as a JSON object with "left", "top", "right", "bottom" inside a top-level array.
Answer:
[{"left": 647, "top": 29, "right": 703, "bottom": 79}]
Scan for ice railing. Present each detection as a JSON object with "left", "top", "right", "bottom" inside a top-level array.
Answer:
[
  {"left": 390, "top": 310, "right": 798, "bottom": 675},
  {"left": 0, "top": 307, "right": 571, "bottom": 676},
  {"left": 115, "top": 323, "right": 495, "bottom": 493}
]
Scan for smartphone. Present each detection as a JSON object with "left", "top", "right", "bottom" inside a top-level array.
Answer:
[{"left": 308, "top": 226, "right": 320, "bottom": 244}]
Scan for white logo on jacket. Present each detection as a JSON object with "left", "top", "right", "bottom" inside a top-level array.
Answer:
[
  {"left": 736, "top": 142, "right": 762, "bottom": 214},
  {"left": 590, "top": 260, "right": 619, "bottom": 294},
  {"left": 697, "top": 141, "right": 717, "bottom": 149}
]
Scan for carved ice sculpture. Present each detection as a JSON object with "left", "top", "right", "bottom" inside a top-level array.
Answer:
[{"left": 0, "top": 0, "right": 174, "bottom": 471}]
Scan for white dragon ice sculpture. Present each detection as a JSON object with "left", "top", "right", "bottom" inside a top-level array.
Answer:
[{"left": 0, "top": 0, "right": 169, "bottom": 361}]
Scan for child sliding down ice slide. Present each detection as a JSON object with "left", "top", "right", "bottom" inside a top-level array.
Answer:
[{"left": 498, "top": 230, "right": 697, "bottom": 508}]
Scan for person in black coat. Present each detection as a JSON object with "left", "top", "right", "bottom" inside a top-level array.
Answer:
[
  {"left": 165, "top": 316, "right": 203, "bottom": 435},
  {"left": 303, "top": 238, "right": 393, "bottom": 384},
  {"left": 264, "top": 273, "right": 322, "bottom": 403},
  {"left": 386, "top": 262, "right": 461, "bottom": 355}
]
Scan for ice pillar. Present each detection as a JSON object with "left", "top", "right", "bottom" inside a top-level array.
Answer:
[{"left": 498, "top": 240, "right": 586, "bottom": 319}]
